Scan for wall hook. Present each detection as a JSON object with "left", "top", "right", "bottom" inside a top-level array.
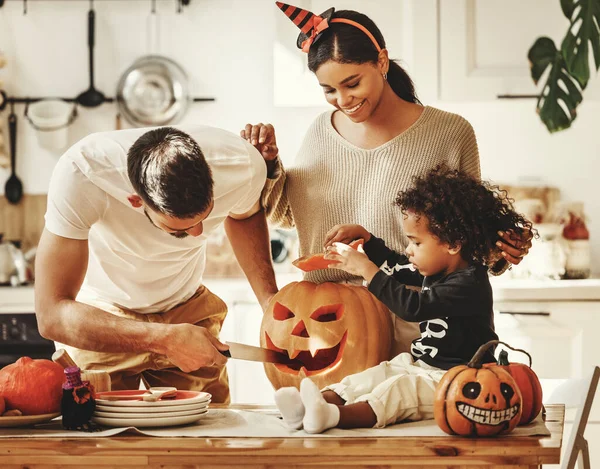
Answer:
[
  {"left": 177, "top": 0, "right": 191, "bottom": 14},
  {"left": 151, "top": 0, "right": 156, "bottom": 14},
  {"left": 22, "top": 0, "right": 27, "bottom": 15}
]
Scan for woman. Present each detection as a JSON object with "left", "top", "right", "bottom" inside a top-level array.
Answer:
[{"left": 242, "top": 3, "right": 530, "bottom": 354}]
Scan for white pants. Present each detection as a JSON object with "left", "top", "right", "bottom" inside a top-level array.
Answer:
[{"left": 323, "top": 353, "right": 446, "bottom": 428}]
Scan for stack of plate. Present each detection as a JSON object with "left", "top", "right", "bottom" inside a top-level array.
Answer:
[{"left": 92, "top": 390, "right": 211, "bottom": 428}]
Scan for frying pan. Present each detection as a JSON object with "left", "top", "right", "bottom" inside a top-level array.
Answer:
[
  {"left": 116, "top": 10, "right": 190, "bottom": 127},
  {"left": 116, "top": 55, "right": 189, "bottom": 127}
]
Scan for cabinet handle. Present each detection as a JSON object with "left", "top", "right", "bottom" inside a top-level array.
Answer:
[{"left": 498, "top": 311, "right": 551, "bottom": 317}]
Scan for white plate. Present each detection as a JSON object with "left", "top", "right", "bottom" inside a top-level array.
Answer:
[
  {"left": 96, "top": 390, "right": 210, "bottom": 407},
  {"left": 92, "top": 411, "right": 209, "bottom": 428},
  {"left": 94, "top": 407, "right": 208, "bottom": 419},
  {"left": 96, "top": 400, "right": 210, "bottom": 413}
]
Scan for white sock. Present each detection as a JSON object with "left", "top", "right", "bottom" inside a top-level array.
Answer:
[
  {"left": 274, "top": 386, "right": 305, "bottom": 430},
  {"left": 300, "top": 378, "right": 340, "bottom": 434}
]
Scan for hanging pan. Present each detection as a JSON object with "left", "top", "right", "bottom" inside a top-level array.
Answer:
[{"left": 116, "top": 9, "right": 190, "bottom": 127}]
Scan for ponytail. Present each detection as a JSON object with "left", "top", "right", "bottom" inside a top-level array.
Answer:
[{"left": 388, "top": 61, "right": 421, "bottom": 104}]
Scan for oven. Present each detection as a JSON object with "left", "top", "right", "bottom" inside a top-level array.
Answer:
[{"left": 0, "top": 287, "right": 55, "bottom": 368}]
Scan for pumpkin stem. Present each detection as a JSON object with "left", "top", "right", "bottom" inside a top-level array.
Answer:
[
  {"left": 468, "top": 340, "right": 533, "bottom": 368},
  {"left": 498, "top": 349, "right": 510, "bottom": 366}
]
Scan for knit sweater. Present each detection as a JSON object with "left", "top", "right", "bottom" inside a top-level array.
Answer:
[{"left": 262, "top": 106, "right": 494, "bottom": 284}]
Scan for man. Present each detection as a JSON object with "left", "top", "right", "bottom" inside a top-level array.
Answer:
[{"left": 34, "top": 125, "right": 278, "bottom": 403}]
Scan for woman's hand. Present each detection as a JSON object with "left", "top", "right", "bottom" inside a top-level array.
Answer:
[
  {"left": 240, "top": 123, "right": 279, "bottom": 162},
  {"left": 496, "top": 228, "right": 533, "bottom": 265},
  {"left": 325, "top": 243, "right": 379, "bottom": 281},
  {"left": 324, "top": 224, "right": 371, "bottom": 248}
]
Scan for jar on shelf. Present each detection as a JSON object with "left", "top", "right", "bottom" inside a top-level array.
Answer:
[{"left": 561, "top": 202, "right": 590, "bottom": 279}]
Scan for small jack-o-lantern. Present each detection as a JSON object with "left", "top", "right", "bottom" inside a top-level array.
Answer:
[
  {"left": 260, "top": 281, "right": 393, "bottom": 390},
  {"left": 434, "top": 341, "right": 523, "bottom": 437},
  {"left": 485, "top": 342, "right": 543, "bottom": 425}
]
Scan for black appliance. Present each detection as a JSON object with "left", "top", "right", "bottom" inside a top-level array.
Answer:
[{"left": 0, "top": 313, "right": 55, "bottom": 368}]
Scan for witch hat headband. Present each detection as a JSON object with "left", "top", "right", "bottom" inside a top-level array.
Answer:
[{"left": 276, "top": 2, "right": 382, "bottom": 53}]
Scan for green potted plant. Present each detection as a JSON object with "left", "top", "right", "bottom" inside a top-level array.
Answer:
[{"left": 528, "top": 0, "right": 600, "bottom": 132}]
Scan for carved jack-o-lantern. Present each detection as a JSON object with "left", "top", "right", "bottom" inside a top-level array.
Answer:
[
  {"left": 260, "top": 281, "right": 393, "bottom": 390},
  {"left": 434, "top": 341, "right": 523, "bottom": 437}
]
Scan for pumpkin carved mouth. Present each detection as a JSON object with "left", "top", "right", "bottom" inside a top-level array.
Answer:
[
  {"left": 264, "top": 331, "right": 348, "bottom": 377},
  {"left": 456, "top": 402, "right": 520, "bottom": 426}
]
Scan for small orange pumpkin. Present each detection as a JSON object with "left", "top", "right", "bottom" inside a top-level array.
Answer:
[
  {"left": 485, "top": 343, "right": 543, "bottom": 425},
  {"left": 434, "top": 341, "right": 523, "bottom": 437},
  {"left": 0, "top": 357, "right": 65, "bottom": 415},
  {"left": 260, "top": 281, "right": 392, "bottom": 390}
]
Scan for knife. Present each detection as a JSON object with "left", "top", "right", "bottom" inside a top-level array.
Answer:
[{"left": 220, "top": 341, "right": 300, "bottom": 366}]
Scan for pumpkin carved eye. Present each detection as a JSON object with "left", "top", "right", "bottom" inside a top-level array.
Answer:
[
  {"left": 462, "top": 382, "right": 481, "bottom": 399},
  {"left": 310, "top": 305, "right": 343, "bottom": 322},
  {"left": 500, "top": 383, "right": 515, "bottom": 400},
  {"left": 272, "top": 302, "right": 295, "bottom": 321}
]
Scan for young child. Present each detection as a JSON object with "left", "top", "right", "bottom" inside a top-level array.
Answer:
[{"left": 274, "top": 167, "right": 533, "bottom": 433}]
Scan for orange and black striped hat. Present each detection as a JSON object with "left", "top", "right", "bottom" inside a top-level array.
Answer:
[
  {"left": 275, "top": 2, "right": 335, "bottom": 52},
  {"left": 275, "top": 2, "right": 382, "bottom": 53}
]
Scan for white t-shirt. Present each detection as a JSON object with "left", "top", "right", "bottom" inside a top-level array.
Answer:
[{"left": 45, "top": 125, "right": 266, "bottom": 313}]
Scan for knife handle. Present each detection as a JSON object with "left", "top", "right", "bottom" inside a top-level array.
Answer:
[{"left": 220, "top": 350, "right": 232, "bottom": 358}]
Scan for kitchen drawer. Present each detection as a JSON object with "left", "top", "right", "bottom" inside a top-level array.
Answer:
[{"left": 494, "top": 301, "right": 599, "bottom": 377}]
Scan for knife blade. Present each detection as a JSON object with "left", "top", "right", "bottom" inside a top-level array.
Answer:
[{"left": 220, "top": 341, "right": 300, "bottom": 366}]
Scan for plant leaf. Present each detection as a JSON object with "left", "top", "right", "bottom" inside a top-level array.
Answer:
[
  {"left": 560, "top": 0, "right": 600, "bottom": 87},
  {"left": 529, "top": 37, "right": 558, "bottom": 84},
  {"left": 528, "top": 37, "right": 584, "bottom": 132},
  {"left": 560, "top": 0, "right": 576, "bottom": 18}
]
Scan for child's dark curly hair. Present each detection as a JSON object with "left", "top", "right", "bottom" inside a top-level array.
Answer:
[{"left": 395, "top": 166, "right": 533, "bottom": 265}]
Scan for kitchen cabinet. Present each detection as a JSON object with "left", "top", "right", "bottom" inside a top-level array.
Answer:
[
  {"left": 220, "top": 297, "right": 275, "bottom": 405},
  {"left": 493, "top": 298, "right": 600, "bottom": 468},
  {"left": 439, "top": 0, "right": 600, "bottom": 101}
]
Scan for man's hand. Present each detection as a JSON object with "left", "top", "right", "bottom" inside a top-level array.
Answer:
[
  {"left": 163, "top": 324, "right": 229, "bottom": 372},
  {"left": 324, "top": 224, "right": 371, "bottom": 248}
]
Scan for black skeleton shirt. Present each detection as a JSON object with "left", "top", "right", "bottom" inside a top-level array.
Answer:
[{"left": 364, "top": 235, "right": 498, "bottom": 370}]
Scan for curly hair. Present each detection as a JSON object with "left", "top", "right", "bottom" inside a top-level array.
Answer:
[{"left": 395, "top": 167, "right": 533, "bottom": 264}]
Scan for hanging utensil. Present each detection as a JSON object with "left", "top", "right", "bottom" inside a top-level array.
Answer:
[
  {"left": 4, "top": 106, "right": 23, "bottom": 205},
  {"left": 76, "top": 1, "right": 105, "bottom": 107},
  {"left": 116, "top": 7, "right": 190, "bottom": 126}
]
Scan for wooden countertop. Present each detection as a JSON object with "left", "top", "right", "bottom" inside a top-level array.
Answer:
[{"left": 0, "top": 404, "right": 564, "bottom": 468}]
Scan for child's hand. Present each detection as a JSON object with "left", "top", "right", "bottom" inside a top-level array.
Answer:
[
  {"left": 324, "top": 224, "right": 371, "bottom": 248},
  {"left": 325, "top": 242, "right": 379, "bottom": 280}
]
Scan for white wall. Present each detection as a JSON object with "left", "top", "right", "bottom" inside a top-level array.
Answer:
[{"left": 0, "top": 0, "right": 598, "bottom": 272}]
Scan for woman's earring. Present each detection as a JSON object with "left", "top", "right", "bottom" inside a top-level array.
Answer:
[{"left": 383, "top": 72, "right": 388, "bottom": 80}]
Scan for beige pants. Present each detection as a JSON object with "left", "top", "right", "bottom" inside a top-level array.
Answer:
[
  {"left": 323, "top": 353, "right": 446, "bottom": 428},
  {"left": 59, "top": 286, "right": 230, "bottom": 404}
]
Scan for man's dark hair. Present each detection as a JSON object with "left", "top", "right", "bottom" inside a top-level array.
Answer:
[
  {"left": 307, "top": 9, "right": 420, "bottom": 105},
  {"left": 395, "top": 166, "right": 534, "bottom": 264},
  {"left": 127, "top": 127, "right": 213, "bottom": 218}
]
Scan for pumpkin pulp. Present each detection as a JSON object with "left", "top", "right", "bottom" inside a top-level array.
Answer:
[{"left": 292, "top": 239, "right": 364, "bottom": 272}]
